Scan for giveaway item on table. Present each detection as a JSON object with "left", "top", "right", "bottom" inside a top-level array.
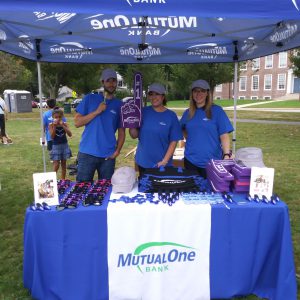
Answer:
[
  {"left": 206, "top": 160, "right": 234, "bottom": 192},
  {"left": 246, "top": 193, "right": 280, "bottom": 204},
  {"left": 235, "top": 147, "right": 266, "bottom": 168},
  {"left": 57, "top": 181, "right": 92, "bottom": 210},
  {"left": 33, "top": 172, "right": 59, "bottom": 206},
  {"left": 57, "top": 179, "right": 73, "bottom": 198},
  {"left": 56, "top": 179, "right": 111, "bottom": 210},
  {"left": 206, "top": 159, "right": 253, "bottom": 193},
  {"left": 111, "top": 166, "right": 136, "bottom": 193},
  {"left": 120, "top": 72, "right": 142, "bottom": 128},
  {"left": 83, "top": 179, "right": 111, "bottom": 206},
  {"left": 138, "top": 166, "right": 209, "bottom": 193}
]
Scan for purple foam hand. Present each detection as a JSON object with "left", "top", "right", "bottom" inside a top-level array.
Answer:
[
  {"left": 120, "top": 72, "right": 143, "bottom": 128},
  {"left": 121, "top": 99, "right": 142, "bottom": 128}
]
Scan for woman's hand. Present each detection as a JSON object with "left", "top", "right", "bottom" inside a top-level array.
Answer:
[{"left": 157, "top": 159, "right": 167, "bottom": 168}]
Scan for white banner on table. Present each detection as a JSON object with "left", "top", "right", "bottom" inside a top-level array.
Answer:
[{"left": 107, "top": 200, "right": 211, "bottom": 300}]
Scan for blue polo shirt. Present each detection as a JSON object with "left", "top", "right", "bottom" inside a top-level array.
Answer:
[
  {"left": 180, "top": 105, "right": 234, "bottom": 168},
  {"left": 43, "top": 109, "right": 66, "bottom": 142},
  {"left": 135, "top": 106, "right": 183, "bottom": 168},
  {"left": 76, "top": 93, "right": 122, "bottom": 158}
]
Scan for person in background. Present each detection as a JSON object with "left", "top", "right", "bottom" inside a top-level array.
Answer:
[
  {"left": 43, "top": 98, "right": 66, "bottom": 151},
  {"left": 0, "top": 95, "right": 9, "bottom": 144},
  {"left": 74, "top": 68, "right": 125, "bottom": 181},
  {"left": 49, "top": 108, "right": 72, "bottom": 179},
  {"left": 0, "top": 96, "right": 12, "bottom": 144},
  {"left": 129, "top": 83, "right": 183, "bottom": 175},
  {"left": 180, "top": 79, "right": 234, "bottom": 178}
]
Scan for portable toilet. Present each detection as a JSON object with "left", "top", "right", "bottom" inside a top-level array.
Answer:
[{"left": 3, "top": 90, "right": 32, "bottom": 113}]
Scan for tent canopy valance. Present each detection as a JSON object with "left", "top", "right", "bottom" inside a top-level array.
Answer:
[{"left": 1, "top": 0, "right": 300, "bottom": 64}]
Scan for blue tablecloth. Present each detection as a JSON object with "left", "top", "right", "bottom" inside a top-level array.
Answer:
[{"left": 23, "top": 196, "right": 297, "bottom": 300}]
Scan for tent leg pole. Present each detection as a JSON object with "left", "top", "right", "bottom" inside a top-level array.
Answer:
[
  {"left": 232, "top": 61, "right": 238, "bottom": 155},
  {"left": 37, "top": 61, "right": 47, "bottom": 172}
]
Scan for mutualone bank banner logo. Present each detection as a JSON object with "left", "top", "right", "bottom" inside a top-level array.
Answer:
[
  {"left": 117, "top": 242, "right": 197, "bottom": 273},
  {"left": 89, "top": 14, "right": 197, "bottom": 37}
]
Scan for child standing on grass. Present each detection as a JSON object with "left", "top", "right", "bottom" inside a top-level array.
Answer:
[{"left": 49, "top": 108, "right": 72, "bottom": 179}]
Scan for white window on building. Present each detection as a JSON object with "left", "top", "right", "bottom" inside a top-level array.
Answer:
[
  {"left": 264, "top": 74, "right": 272, "bottom": 90},
  {"left": 277, "top": 74, "right": 286, "bottom": 90},
  {"left": 239, "top": 76, "right": 247, "bottom": 91},
  {"left": 264, "top": 96, "right": 272, "bottom": 100},
  {"left": 251, "top": 96, "right": 258, "bottom": 100},
  {"left": 265, "top": 55, "right": 273, "bottom": 69},
  {"left": 278, "top": 52, "right": 287, "bottom": 68},
  {"left": 252, "top": 75, "right": 259, "bottom": 91},
  {"left": 240, "top": 62, "right": 247, "bottom": 70},
  {"left": 239, "top": 96, "right": 245, "bottom": 100},
  {"left": 215, "top": 84, "right": 222, "bottom": 92},
  {"left": 252, "top": 58, "right": 260, "bottom": 70}
]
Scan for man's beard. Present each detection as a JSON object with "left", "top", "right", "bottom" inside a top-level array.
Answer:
[{"left": 104, "top": 86, "right": 116, "bottom": 95}]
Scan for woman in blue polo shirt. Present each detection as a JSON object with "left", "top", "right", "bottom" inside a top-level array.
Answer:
[
  {"left": 180, "top": 79, "right": 234, "bottom": 178},
  {"left": 129, "top": 83, "right": 183, "bottom": 174}
]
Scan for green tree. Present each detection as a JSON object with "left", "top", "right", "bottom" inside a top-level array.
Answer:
[
  {"left": 290, "top": 49, "right": 300, "bottom": 77},
  {"left": 289, "top": 50, "right": 300, "bottom": 101},
  {"left": 22, "top": 61, "right": 106, "bottom": 98},
  {"left": 0, "top": 53, "right": 33, "bottom": 94},
  {"left": 171, "top": 63, "right": 234, "bottom": 100}
]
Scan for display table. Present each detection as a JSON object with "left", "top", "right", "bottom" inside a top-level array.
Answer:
[{"left": 23, "top": 194, "right": 297, "bottom": 300}]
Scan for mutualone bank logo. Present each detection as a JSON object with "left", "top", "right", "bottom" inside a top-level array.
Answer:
[
  {"left": 269, "top": 22, "right": 297, "bottom": 45},
  {"left": 88, "top": 14, "right": 197, "bottom": 37},
  {"left": 187, "top": 43, "right": 228, "bottom": 60},
  {"left": 120, "top": 45, "right": 161, "bottom": 59},
  {"left": 50, "top": 42, "right": 93, "bottom": 60},
  {"left": 117, "top": 242, "right": 197, "bottom": 273}
]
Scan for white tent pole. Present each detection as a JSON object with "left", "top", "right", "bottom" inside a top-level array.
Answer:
[
  {"left": 37, "top": 61, "right": 47, "bottom": 172},
  {"left": 232, "top": 61, "right": 238, "bottom": 155}
]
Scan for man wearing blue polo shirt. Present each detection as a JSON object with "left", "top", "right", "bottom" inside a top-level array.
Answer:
[{"left": 74, "top": 68, "right": 125, "bottom": 181}]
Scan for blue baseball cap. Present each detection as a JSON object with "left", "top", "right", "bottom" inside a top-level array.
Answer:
[
  {"left": 191, "top": 79, "right": 210, "bottom": 90},
  {"left": 148, "top": 83, "right": 166, "bottom": 95},
  {"left": 101, "top": 68, "right": 117, "bottom": 82}
]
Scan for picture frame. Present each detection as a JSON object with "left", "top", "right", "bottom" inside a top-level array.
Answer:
[
  {"left": 33, "top": 172, "right": 59, "bottom": 206},
  {"left": 249, "top": 167, "right": 275, "bottom": 199}
]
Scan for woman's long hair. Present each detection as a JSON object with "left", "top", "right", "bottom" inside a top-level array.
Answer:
[{"left": 188, "top": 90, "right": 213, "bottom": 120}]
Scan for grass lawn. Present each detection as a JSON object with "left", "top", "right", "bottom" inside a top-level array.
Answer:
[
  {"left": 249, "top": 100, "right": 300, "bottom": 108},
  {"left": 0, "top": 109, "right": 299, "bottom": 299}
]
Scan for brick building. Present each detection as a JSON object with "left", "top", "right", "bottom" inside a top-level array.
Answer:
[{"left": 214, "top": 51, "right": 299, "bottom": 100}]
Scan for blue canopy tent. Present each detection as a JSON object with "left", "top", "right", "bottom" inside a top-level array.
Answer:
[{"left": 1, "top": 0, "right": 300, "bottom": 169}]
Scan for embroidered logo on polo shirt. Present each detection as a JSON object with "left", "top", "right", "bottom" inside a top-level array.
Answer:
[
  {"left": 203, "top": 118, "right": 209, "bottom": 121},
  {"left": 110, "top": 110, "right": 117, "bottom": 114},
  {"left": 159, "top": 122, "right": 166, "bottom": 126}
]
